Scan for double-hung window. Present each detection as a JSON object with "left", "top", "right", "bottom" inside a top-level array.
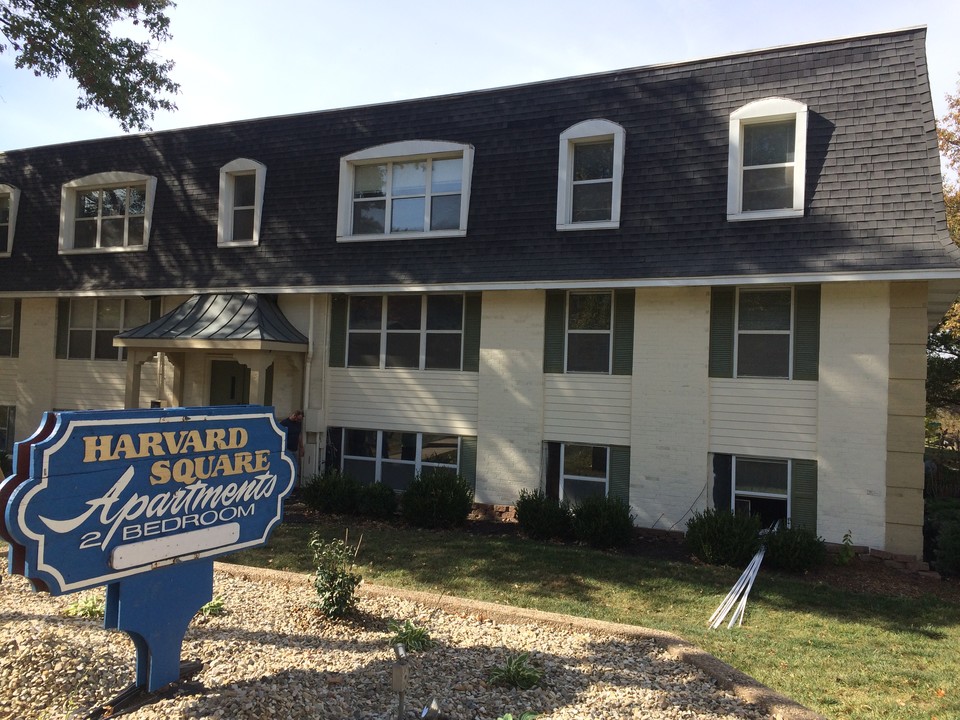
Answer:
[
  {"left": 566, "top": 291, "right": 613, "bottom": 373},
  {"left": 544, "top": 289, "right": 635, "bottom": 376},
  {"left": 56, "top": 298, "right": 153, "bottom": 361},
  {"left": 557, "top": 119, "right": 625, "bottom": 230},
  {"left": 218, "top": 158, "right": 266, "bottom": 246},
  {"left": 727, "top": 98, "right": 807, "bottom": 221},
  {"left": 0, "top": 184, "right": 20, "bottom": 256},
  {"left": 543, "top": 441, "right": 631, "bottom": 506},
  {"left": 732, "top": 456, "right": 790, "bottom": 526},
  {"left": 59, "top": 172, "right": 157, "bottom": 252},
  {"left": 337, "top": 141, "right": 474, "bottom": 240},
  {"left": 735, "top": 287, "right": 792, "bottom": 378},
  {"left": 0, "top": 299, "right": 20, "bottom": 357},
  {"left": 346, "top": 294, "right": 464, "bottom": 370}
]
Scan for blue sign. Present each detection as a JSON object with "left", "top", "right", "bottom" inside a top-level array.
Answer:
[{"left": 2, "top": 406, "right": 295, "bottom": 594}]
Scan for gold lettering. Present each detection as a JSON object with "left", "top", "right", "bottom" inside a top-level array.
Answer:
[
  {"left": 149, "top": 459, "right": 171, "bottom": 485},
  {"left": 82, "top": 434, "right": 116, "bottom": 462},
  {"left": 138, "top": 432, "right": 165, "bottom": 457}
]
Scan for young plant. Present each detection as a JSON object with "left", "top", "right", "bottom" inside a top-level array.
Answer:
[
  {"left": 310, "top": 529, "right": 363, "bottom": 618},
  {"left": 497, "top": 714, "right": 538, "bottom": 720},
  {"left": 388, "top": 619, "right": 432, "bottom": 651},
  {"left": 488, "top": 652, "right": 542, "bottom": 690},
  {"left": 835, "top": 530, "right": 856, "bottom": 566},
  {"left": 199, "top": 596, "right": 226, "bottom": 617},
  {"left": 63, "top": 594, "right": 105, "bottom": 619}
]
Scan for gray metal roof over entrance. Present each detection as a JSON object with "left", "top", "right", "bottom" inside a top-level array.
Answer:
[{"left": 115, "top": 294, "right": 308, "bottom": 351}]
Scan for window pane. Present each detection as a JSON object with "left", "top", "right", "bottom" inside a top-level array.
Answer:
[
  {"left": 233, "top": 208, "right": 254, "bottom": 241},
  {"left": 344, "top": 429, "right": 378, "bottom": 457},
  {"left": 385, "top": 333, "right": 419, "bottom": 368},
  {"left": 0, "top": 299, "right": 14, "bottom": 328},
  {"left": 427, "top": 295, "right": 463, "bottom": 330},
  {"left": 77, "top": 190, "right": 100, "bottom": 218},
  {"left": 743, "top": 120, "right": 796, "bottom": 166},
  {"left": 349, "top": 296, "right": 383, "bottom": 329},
  {"left": 68, "top": 329, "right": 92, "bottom": 359},
  {"left": 738, "top": 290, "right": 791, "bottom": 331},
  {"left": 0, "top": 330, "right": 11, "bottom": 357},
  {"left": 742, "top": 167, "right": 794, "bottom": 211},
  {"left": 343, "top": 457, "right": 377, "bottom": 486},
  {"left": 354, "top": 164, "right": 386, "bottom": 198},
  {"left": 127, "top": 216, "right": 145, "bottom": 245},
  {"left": 567, "top": 334, "right": 610, "bottom": 372},
  {"left": 382, "top": 431, "right": 417, "bottom": 461},
  {"left": 234, "top": 174, "right": 256, "bottom": 207},
  {"left": 74, "top": 219, "right": 98, "bottom": 248},
  {"left": 387, "top": 295, "right": 422, "bottom": 330},
  {"left": 95, "top": 329, "right": 117, "bottom": 359},
  {"left": 100, "top": 218, "right": 125, "bottom": 247},
  {"left": 572, "top": 182, "right": 613, "bottom": 222},
  {"left": 425, "top": 334, "right": 461, "bottom": 369},
  {"left": 128, "top": 186, "right": 146, "bottom": 215},
  {"left": 353, "top": 200, "right": 385, "bottom": 234},
  {"left": 382, "top": 462, "right": 416, "bottom": 492},
  {"left": 430, "top": 194, "right": 461, "bottom": 230},
  {"left": 124, "top": 299, "right": 151, "bottom": 329},
  {"left": 569, "top": 293, "right": 611, "bottom": 330},
  {"left": 97, "top": 299, "right": 123, "bottom": 329},
  {"left": 391, "top": 197, "right": 425, "bottom": 232},
  {"left": 564, "top": 444, "right": 607, "bottom": 478},
  {"left": 736, "top": 458, "right": 788, "bottom": 495},
  {"left": 102, "top": 187, "right": 126, "bottom": 217},
  {"left": 0, "top": 196, "right": 10, "bottom": 224},
  {"left": 392, "top": 161, "right": 426, "bottom": 196},
  {"left": 431, "top": 158, "right": 462, "bottom": 193},
  {"left": 347, "top": 332, "right": 381, "bottom": 367},
  {"left": 737, "top": 334, "right": 790, "bottom": 377},
  {"left": 574, "top": 141, "right": 614, "bottom": 180},
  {"left": 564, "top": 478, "right": 606, "bottom": 505},
  {"left": 422, "top": 434, "right": 458, "bottom": 465},
  {"left": 70, "top": 298, "right": 95, "bottom": 327}
]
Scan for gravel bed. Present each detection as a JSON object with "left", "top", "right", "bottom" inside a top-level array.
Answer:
[{"left": 1, "top": 558, "right": 781, "bottom": 720}]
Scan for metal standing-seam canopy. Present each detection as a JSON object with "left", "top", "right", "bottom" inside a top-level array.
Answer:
[{"left": 114, "top": 293, "right": 308, "bottom": 352}]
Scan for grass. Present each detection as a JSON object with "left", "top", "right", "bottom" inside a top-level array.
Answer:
[{"left": 225, "top": 519, "right": 960, "bottom": 720}]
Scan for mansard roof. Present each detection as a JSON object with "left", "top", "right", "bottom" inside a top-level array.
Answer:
[{"left": 0, "top": 26, "right": 957, "bottom": 294}]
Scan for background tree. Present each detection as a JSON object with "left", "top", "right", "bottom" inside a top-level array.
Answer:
[{"left": 0, "top": 0, "right": 179, "bottom": 131}]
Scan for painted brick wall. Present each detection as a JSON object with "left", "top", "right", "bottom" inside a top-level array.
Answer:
[{"left": 15, "top": 298, "right": 58, "bottom": 440}]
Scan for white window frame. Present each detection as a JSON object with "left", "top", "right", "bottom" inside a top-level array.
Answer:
[
  {"left": 218, "top": 158, "right": 266, "bottom": 247},
  {"left": 727, "top": 97, "right": 807, "bottom": 221},
  {"left": 0, "top": 184, "right": 21, "bottom": 257},
  {"left": 731, "top": 456, "right": 791, "bottom": 521},
  {"left": 61, "top": 297, "right": 151, "bottom": 361},
  {"left": 337, "top": 428, "right": 461, "bottom": 484},
  {"left": 556, "top": 119, "right": 625, "bottom": 231},
  {"left": 733, "top": 286, "right": 794, "bottom": 379},
  {"left": 346, "top": 294, "right": 465, "bottom": 370},
  {"left": 337, "top": 140, "right": 474, "bottom": 242},
  {"left": 565, "top": 290, "right": 613, "bottom": 374},
  {"left": 559, "top": 443, "right": 610, "bottom": 501},
  {"left": 0, "top": 403, "right": 15, "bottom": 454},
  {"left": 59, "top": 172, "right": 157, "bottom": 253}
]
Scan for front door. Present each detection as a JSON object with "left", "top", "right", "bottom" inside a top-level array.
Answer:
[{"left": 209, "top": 360, "right": 250, "bottom": 405}]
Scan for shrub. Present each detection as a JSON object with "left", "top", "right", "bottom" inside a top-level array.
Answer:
[
  {"left": 935, "top": 520, "right": 960, "bottom": 576},
  {"left": 684, "top": 508, "right": 762, "bottom": 567},
  {"left": 357, "top": 481, "right": 399, "bottom": 519},
  {"left": 310, "top": 530, "right": 362, "bottom": 619},
  {"left": 388, "top": 619, "right": 432, "bottom": 652},
  {"left": 762, "top": 525, "right": 826, "bottom": 572},
  {"left": 302, "top": 467, "right": 360, "bottom": 515},
  {"left": 401, "top": 468, "right": 474, "bottom": 529},
  {"left": 515, "top": 488, "right": 573, "bottom": 541},
  {"left": 571, "top": 496, "right": 634, "bottom": 549},
  {"left": 488, "top": 652, "right": 542, "bottom": 690},
  {"left": 63, "top": 593, "right": 105, "bottom": 619}
]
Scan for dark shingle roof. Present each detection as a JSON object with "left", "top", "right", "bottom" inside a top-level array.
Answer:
[{"left": 1, "top": 27, "right": 957, "bottom": 294}]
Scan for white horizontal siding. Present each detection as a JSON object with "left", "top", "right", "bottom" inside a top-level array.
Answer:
[
  {"left": 327, "top": 367, "right": 479, "bottom": 434},
  {"left": 710, "top": 378, "right": 817, "bottom": 459},
  {"left": 544, "top": 374, "right": 631, "bottom": 445},
  {"left": 55, "top": 358, "right": 160, "bottom": 410},
  {"left": 0, "top": 359, "right": 17, "bottom": 404}
]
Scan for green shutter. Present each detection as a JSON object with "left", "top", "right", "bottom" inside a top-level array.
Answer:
[
  {"left": 462, "top": 292, "right": 482, "bottom": 372},
  {"left": 792, "top": 285, "right": 820, "bottom": 381},
  {"left": 712, "top": 453, "right": 732, "bottom": 511},
  {"left": 543, "top": 290, "right": 566, "bottom": 374},
  {"left": 545, "top": 442, "right": 561, "bottom": 499},
  {"left": 709, "top": 287, "right": 735, "bottom": 378},
  {"left": 791, "top": 459, "right": 818, "bottom": 534},
  {"left": 11, "top": 299, "right": 20, "bottom": 358},
  {"left": 459, "top": 435, "right": 478, "bottom": 493},
  {"left": 55, "top": 299, "right": 70, "bottom": 359},
  {"left": 329, "top": 294, "right": 348, "bottom": 368},
  {"left": 612, "top": 289, "right": 635, "bottom": 376},
  {"left": 608, "top": 445, "right": 631, "bottom": 504}
]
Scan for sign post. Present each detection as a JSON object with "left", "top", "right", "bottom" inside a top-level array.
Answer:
[{"left": 1, "top": 405, "right": 295, "bottom": 694}]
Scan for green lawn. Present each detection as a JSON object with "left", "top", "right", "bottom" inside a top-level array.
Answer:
[{"left": 225, "top": 519, "right": 960, "bottom": 720}]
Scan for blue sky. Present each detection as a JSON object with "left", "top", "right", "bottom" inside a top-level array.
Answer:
[{"left": 1, "top": 0, "right": 958, "bottom": 152}]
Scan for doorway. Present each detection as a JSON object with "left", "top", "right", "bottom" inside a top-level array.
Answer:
[{"left": 209, "top": 360, "right": 250, "bottom": 405}]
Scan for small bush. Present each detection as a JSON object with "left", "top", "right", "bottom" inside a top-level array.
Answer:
[
  {"left": 515, "top": 488, "right": 573, "bottom": 541},
  {"left": 302, "top": 467, "right": 360, "bottom": 515},
  {"left": 63, "top": 594, "right": 105, "bottom": 620},
  {"left": 488, "top": 652, "right": 542, "bottom": 690},
  {"left": 763, "top": 525, "right": 826, "bottom": 572},
  {"left": 388, "top": 619, "right": 432, "bottom": 652},
  {"left": 571, "top": 496, "right": 634, "bottom": 549},
  {"left": 935, "top": 520, "right": 960, "bottom": 576},
  {"left": 401, "top": 468, "right": 474, "bottom": 529},
  {"left": 310, "top": 530, "right": 362, "bottom": 619},
  {"left": 358, "top": 481, "right": 399, "bottom": 519},
  {"left": 684, "top": 508, "right": 762, "bottom": 567}
]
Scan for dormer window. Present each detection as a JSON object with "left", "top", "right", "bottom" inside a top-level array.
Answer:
[
  {"left": 59, "top": 172, "right": 157, "bottom": 253},
  {"left": 556, "top": 119, "right": 625, "bottom": 230},
  {"left": 727, "top": 98, "right": 808, "bottom": 221},
  {"left": 0, "top": 184, "right": 19, "bottom": 256},
  {"left": 337, "top": 140, "right": 474, "bottom": 241},
  {"left": 218, "top": 158, "right": 266, "bottom": 246}
]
